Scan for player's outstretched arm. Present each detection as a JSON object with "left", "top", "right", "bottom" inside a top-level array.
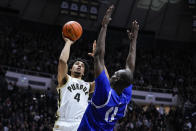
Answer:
[
  {"left": 88, "top": 40, "right": 110, "bottom": 79},
  {"left": 126, "top": 20, "right": 139, "bottom": 74},
  {"left": 88, "top": 40, "right": 110, "bottom": 93},
  {"left": 57, "top": 33, "right": 74, "bottom": 87},
  {"left": 94, "top": 5, "right": 114, "bottom": 78}
]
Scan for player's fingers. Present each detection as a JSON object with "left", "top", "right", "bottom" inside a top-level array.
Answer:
[
  {"left": 62, "top": 32, "right": 65, "bottom": 38},
  {"left": 134, "top": 20, "right": 138, "bottom": 27},
  {"left": 93, "top": 40, "right": 96, "bottom": 44},
  {"left": 133, "top": 21, "right": 139, "bottom": 31},
  {"left": 88, "top": 53, "right": 93, "bottom": 57},
  {"left": 131, "top": 22, "right": 135, "bottom": 32},
  {"left": 136, "top": 22, "right": 139, "bottom": 29},
  {"left": 93, "top": 41, "right": 96, "bottom": 49},
  {"left": 127, "top": 29, "right": 131, "bottom": 34},
  {"left": 134, "top": 21, "right": 137, "bottom": 28},
  {"left": 130, "top": 33, "right": 133, "bottom": 38},
  {"left": 127, "top": 30, "right": 133, "bottom": 39},
  {"left": 109, "top": 5, "right": 114, "bottom": 12},
  {"left": 106, "top": 5, "right": 114, "bottom": 16},
  {"left": 62, "top": 32, "right": 68, "bottom": 41}
]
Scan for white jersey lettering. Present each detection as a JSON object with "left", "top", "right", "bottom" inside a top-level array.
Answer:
[{"left": 55, "top": 75, "right": 90, "bottom": 123}]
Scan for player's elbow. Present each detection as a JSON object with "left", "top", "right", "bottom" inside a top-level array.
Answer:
[
  {"left": 94, "top": 48, "right": 104, "bottom": 57},
  {"left": 59, "top": 58, "right": 67, "bottom": 65},
  {"left": 95, "top": 52, "right": 104, "bottom": 63},
  {"left": 124, "top": 68, "right": 134, "bottom": 80}
]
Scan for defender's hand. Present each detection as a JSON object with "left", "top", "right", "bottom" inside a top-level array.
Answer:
[
  {"left": 102, "top": 5, "right": 115, "bottom": 27},
  {"left": 127, "top": 20, "right": 139, "bottom": 41},
  {"left": 88, "top": 40, "right": 96, "bottom": 57}
]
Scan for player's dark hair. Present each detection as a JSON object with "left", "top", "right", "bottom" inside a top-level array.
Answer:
[
  {"left": 119, "top": 72, "right": 133, "bottom": 86},
  {"left": 115, "top": 69, "right": 133, "bottom": 88},
  {"left": 68, "top": 58, "right": 89, "bottom": 80}
]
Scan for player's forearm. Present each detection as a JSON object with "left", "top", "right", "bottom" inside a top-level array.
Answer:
[
  {"left": 95, "top": 26, "right": 107, "bottom": 58},
  {"left": 126, "top": 21, "right": 139, "bottom": 73},
  {"left": 126, "top": 39, "right": 137, "bottom": 72},
  {"left": 104, "top": 65, "right": 110, "bottom": 79},
  {"left": 59, "top": 41, "right": 72, "bottom": 63}
]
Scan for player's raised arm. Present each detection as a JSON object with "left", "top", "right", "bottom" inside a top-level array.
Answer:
[
  {"left": 125, "top": 20, "right": 139, "bottom": 74},
  {"left": 57, "top": 33, "right": 74, "bottom": 86},
  {"left": 94, "top": 5, "right": 114, "bottom": 78},
  {"left": 88, "top": 40, "right": 110, "bottom": 79},
  {"left": 88, "top": 40, "right": 110, "bottom": 93}
]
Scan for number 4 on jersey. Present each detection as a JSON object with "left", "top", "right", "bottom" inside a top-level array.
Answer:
[{"left": 74, "top": 93, "right": 80, "bottom": 102}]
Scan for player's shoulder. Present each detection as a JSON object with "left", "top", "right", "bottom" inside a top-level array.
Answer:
[
  {"left": 82, "top": 80, "right": 90, "bottom": 86},
  {"left": 72, "top": 77, "right": 90, "bottom": 87},
  {"left": 57, "top": 74, "right": 71, "bottom": 88},
  {"left": 96, "top": 70, "right": 108, "bottom": 80}
]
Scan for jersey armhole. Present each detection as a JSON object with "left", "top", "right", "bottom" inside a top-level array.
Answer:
[
  {"left": 91, "top": 89, "right": 112, "bottom": 109},
  {"left": 57, "top": 74, "right": 70, "bottom": 89}
]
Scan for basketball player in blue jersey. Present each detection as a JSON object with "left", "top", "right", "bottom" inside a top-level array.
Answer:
[{"left": 78, "top": 5, "right": 139, "bottom": 131}]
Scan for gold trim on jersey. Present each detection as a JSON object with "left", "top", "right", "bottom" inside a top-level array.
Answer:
[{"left": 54, "top": 75, "right": 71, "bottom": 125}]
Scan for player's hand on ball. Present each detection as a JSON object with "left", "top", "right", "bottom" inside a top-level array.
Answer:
[
  {"left": 102, "top": 5, "right": 114, "bottom": 27},
  {"left": 88, "top": 40, "right": 96, "bottom": 57},
  {"left": 62, "top": 32, "right": 74, "bottom": 45}
]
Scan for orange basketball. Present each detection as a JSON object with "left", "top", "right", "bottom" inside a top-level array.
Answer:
[{"left": 62, "top": 21, "right": 83, "bottom": 41}]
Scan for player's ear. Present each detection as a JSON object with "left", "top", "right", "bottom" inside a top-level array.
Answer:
[
  {"left": 114, "top": 77, "right": 120, "bottom": 82},
  {"left": 81, "top": 67, "right": 85, "bottom": 76},
  {"left": 116, "top": 76, "right": 120, "bottom": 81},
  {"left": 81, "top": 71, "right": 84, "bottom": 76}
]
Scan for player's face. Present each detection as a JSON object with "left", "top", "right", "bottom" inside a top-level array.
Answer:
[
  {"left": 71, "top": 61, "right": 85, "bottom": 76},
  {"left": 110, "top": 70, "right": 124, "bottom": 85},
  {"left": 110, "top": 69, "right": 129, "bottom": 87}
]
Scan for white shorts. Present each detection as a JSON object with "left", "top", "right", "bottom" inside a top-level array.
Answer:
[{"left": 53, "top": 120, "right": 80, "bottom": 131}]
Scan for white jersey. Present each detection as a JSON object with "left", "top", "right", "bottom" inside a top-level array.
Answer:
[{"left": 54, "top": 75, "right": 90, "bottom": 131}]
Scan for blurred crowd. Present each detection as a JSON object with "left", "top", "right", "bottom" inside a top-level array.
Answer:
[
  {"left": 114, "top": 101, "right": 196, "bottom": 131},
  {"left": 0, "top": 67, "right": 57, "bottom": 131},
  {"left": 0, "top": 76, "right": 195, "bottom": 131}
]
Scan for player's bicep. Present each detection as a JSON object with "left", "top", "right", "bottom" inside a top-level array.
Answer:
[
  {"left": 91, "top": 70, "right": 111, "bottom": 107},
  {"left": 57, "top": 60, "right": 68, "bottom": 86},
  {"left": 125, "top": 68, "right": 134, "bottom": 83}
]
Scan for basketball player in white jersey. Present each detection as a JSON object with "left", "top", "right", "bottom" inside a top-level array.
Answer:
[{"left": 53, "top": 34, "right": 105, "bottom": 131}]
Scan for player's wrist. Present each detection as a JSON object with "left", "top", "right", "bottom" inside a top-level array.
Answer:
[
  {"left": 102, "top": 24, "right": 108, "bottom": 28},
  {"left": 65, "top": 40, "right": 74, "bottom": 45}
]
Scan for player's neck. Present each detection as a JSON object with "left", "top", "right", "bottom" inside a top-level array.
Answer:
[
  {"left": 113, "top": 86, "right": 123, "bottom": 96},
  {"left": 71, "top": 74, "right": 82, "bottom": 79}
]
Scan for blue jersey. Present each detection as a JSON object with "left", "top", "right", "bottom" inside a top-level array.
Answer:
[{"left": 78, "top": 70, "right": 132, "bottom": 131}]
